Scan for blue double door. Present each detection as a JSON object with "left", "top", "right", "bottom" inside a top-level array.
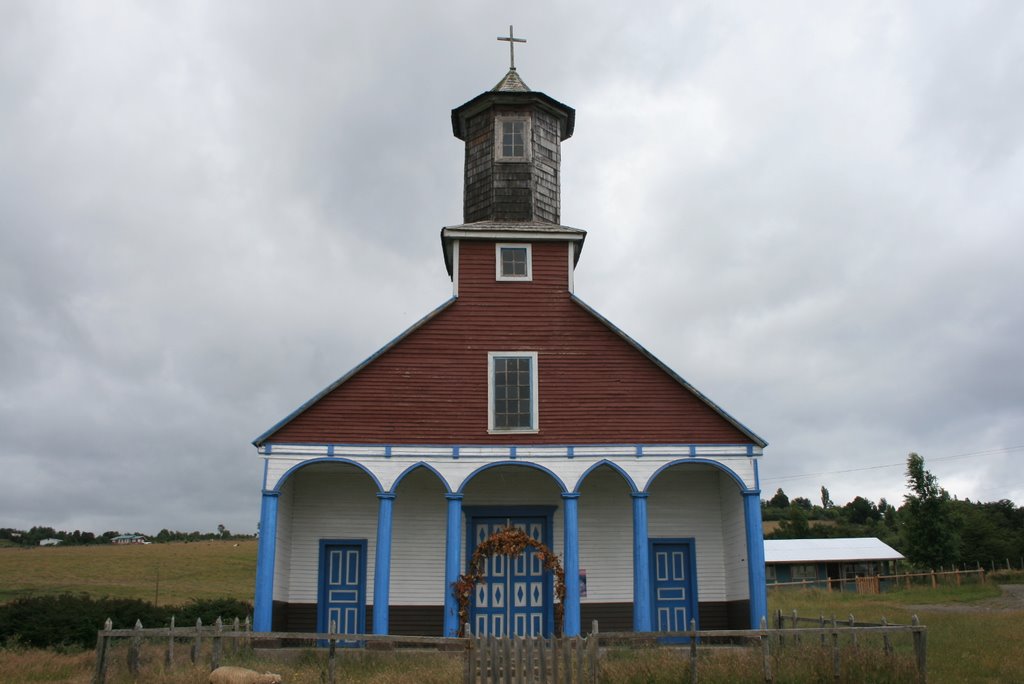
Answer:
[
  {"left": 651, "top": 539, "right": 697, "bottom": 633},
  {"left": 470, "top": 516, "right": 551, "bottom": 637}
]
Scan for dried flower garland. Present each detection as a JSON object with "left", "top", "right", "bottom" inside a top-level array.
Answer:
[{"left": 453, "top": 525, "right": 566, "bottom": 637}]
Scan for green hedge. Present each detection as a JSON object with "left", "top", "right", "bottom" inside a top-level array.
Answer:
[{"left": 0, "top": 594, "right": 252, "bottom": 649}]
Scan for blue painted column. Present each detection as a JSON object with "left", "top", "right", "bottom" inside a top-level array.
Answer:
[
  {"left": 562, "top": 493, "right": 581, "bottom": 637},
  {"left": 744, "top": 491, "right": 768, "bottom": 628},
  {"left": 254, "top": 490, "right": 279, "bottom": 632},
  {"left": 632, "top": 492, "right": 652, "bottom": 632},
  {"left": 372, "top": 492, "right": 396, "bottom": 634},
  {"left": 443, "top": 493, "right": 464, "bottom": 637}
]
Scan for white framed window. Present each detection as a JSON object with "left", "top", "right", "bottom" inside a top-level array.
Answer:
[
  {"left": 494, "top": 116, "right": 531, "bottom": 162},
  {"left": 496, "top": 243, "right": 532, "bottom": 281},
  {"left": 488, "top": 352, "right": 539, "bottom": 433},
  {"left": 765, "top": 565, "right": 777, "bottom": 582}
]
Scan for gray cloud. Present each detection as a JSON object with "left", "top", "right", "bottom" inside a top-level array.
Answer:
[{"left": 1, "top": 2, "right": 1021, "bottom": 534}]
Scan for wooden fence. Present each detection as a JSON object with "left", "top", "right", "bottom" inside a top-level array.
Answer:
[
  {"left": 464, "top": 622, "right": 598, "bottom": 683},
  {"left": 93, "top": 616, "right": 927, "bottom": 684},
  {"left": 93, "top": 615, "right": 254, "bottom": 684},
  {"left": 599, "top": 615, "right": 927, "bottom": 684},
  {"left": 769, "top": 567, "right": 985, "bottom": 593}
]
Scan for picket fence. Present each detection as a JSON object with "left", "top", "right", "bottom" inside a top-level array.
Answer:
[
  {"left": 463, "top": 622, "right": 598, "bottom": 683},
  {"left": 92, "top": 615, "right": 927, "bottom": 684}
]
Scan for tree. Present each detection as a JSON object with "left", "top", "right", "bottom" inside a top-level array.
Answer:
[
  {"left": 772, "top": 504, "right": 810, "bottom": 538},
  {"left": 820, "top": 486, "right": 833, "bottom": 509},
  {"left": 843, "top": 496, "right": 879, "bottom": 525},
  {"left": 769, "top": 488, "right": 790, "bottom": 509},
  {"left": 902, "top": 452, "right": 960, "bottom": 568},
  {"left": 791, "top": 497, "right": 813, "bottom": 511}
]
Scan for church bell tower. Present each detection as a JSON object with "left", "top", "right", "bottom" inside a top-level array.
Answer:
[{"left": 450, "top": 28, "right": 575, "bottom": 224}]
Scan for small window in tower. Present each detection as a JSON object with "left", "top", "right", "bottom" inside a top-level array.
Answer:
[
  {"left": 494, "top": 116, "right": 531, "bottom": 162},
  {"left": 496, "top": 243, "right": 532, "bottom": 281},
  {"left": 488, "top": 352, "right": 538, "bottom": 432},
  {"left": 502, "top": 120, "right": 525, "bottom": 157}
]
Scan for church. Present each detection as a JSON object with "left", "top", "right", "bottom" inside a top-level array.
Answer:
[{"left": 252, "top": 37, "right": 768, "bottom": 639}]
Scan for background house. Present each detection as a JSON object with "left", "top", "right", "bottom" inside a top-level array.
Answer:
[{"left": 765, "top": 538, "right": 903, "bottom": 590}]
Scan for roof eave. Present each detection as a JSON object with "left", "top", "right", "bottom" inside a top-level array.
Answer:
[
  {"left": 570, "top": 294, "right": 769, "bottom": 449},
  {"left": 253, "top": 297, "right": 459, "bottom": 447},
  {"left": 441, "top": 224, "right": 587, "bottom": 278},
  {"left": 451, "top": 91, "right": 575, "bottom": 141}
]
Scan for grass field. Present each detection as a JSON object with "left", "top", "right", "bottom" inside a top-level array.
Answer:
[
  {"left": 2, "top": 541, "right": 1023, "bottom": 682},
  {"left": 0, "top": 540, "right": 257, "bottom": 605},
  {"left": 768, "top": 585, "right": 1024, "bottom": 683}
]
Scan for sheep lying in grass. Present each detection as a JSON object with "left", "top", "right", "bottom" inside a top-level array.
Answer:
[{"left": 208, "top": 666, "right": 283, "bottom": 684}]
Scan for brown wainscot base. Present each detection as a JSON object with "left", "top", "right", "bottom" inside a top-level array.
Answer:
[{"left": 272, "top": 600, "right": 752, "bottom": 636}]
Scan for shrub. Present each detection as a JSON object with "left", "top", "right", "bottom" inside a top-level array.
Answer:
[
  {"left": 171, "top": 597, "right": 253, "bottom": 626},
  {"left": 0, "top": 594, "right": 251, "bottom": 649}
]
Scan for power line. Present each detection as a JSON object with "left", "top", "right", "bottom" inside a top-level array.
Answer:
[{"left": 761, "top": 444, "right": 1024, "bottom": 485}]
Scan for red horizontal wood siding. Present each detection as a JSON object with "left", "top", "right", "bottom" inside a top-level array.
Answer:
[{"left": 265, "top": 240, "right": 751, "bottom": 445}]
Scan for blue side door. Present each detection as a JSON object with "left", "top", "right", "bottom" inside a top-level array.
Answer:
[
  {"left": 651, "top": 539, "right": 697, "bottom": 634},
  {"left": 470, "top": 517, "right": 549, "bottom": 637},
  {"left": 318, "top": 541, "right": 366, "bottom": 637}
]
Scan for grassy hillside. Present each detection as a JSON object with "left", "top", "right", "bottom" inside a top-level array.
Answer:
[{"left": 0, "top": 540, "right": 257, "bottom": 605}]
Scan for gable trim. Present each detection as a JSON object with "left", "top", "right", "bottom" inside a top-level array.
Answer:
[
  {"left": 252, "top": 297, "right": 458, "bottom": 446},
  {"left": 569, "top": 295, "right": 768, "bottom": 448}
]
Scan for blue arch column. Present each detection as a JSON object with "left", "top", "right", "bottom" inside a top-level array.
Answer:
[
  {"left": 443, "top": 493, "right": 464, "bottom": 637},
  {"left": 254, "top": 490, "right": 279, "bottom": 632},
  {"left": 632, "top": 492, "right": 652, "bottom": 632},
  {"left": 743, "top": 491, "right": 768, "bottom": 628},
  {"left": 372, "top": 492, "right": 396, "bottom": 634},
  {"left": 562, "top": 493, "right": 580, "bottom": 637}
]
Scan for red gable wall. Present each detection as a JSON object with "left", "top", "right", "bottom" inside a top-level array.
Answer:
[{"left": 264, "top": 240, "right": 751, "bottom": 445}]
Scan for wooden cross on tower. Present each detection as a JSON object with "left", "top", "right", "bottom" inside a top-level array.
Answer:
[{"left": 497, "top": 25, "right": 526, "bottom": 70}]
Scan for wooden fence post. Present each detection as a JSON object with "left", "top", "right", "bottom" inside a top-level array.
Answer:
[
  {"left": 191, "top": 617, "right": 202, "bottom": 664},
  {"left": 232, "top": 617, "right": 240, "bottom": 654},
  {"left": 590, "top": 620, "right": 599, "bottom": 684},
  {"left": 478, "top": 629, "right": 487, "bottom": 684},
  {"left": 930, "top": 570, "right": 937, "bottom": 589},
  {"left": 327, "top": 620, "right": 338, "bottom": 684},
  {"left": 127, "top": 619, "right": 142, "bottom": 676},
  {"left": 526, "top": 635, "right": 535, "bottom": 684},
  {"left": 848, "top": 614, "right": 857, "bottom": 648},
  {"left": 92, "top": 618, "right": 112, "bottom": 684},
  {"left": 211, "top": 616, "right": 223, "bottom": 670},
  {"left": 551, "top": 634, "right": 559, "bottom": 683},
  {"left": 539, "top": 635, "right": 548, "bottom": 684},
  {"left": 819, "top": 614, "right": 826, "bottom": 647},
  {"left": 462, "top": 623, "right": 471, "bottom": 684},
  {"left": 831, "top": 615, "right": 840, "bottom": 684},
  {"left": 761, "top": 616, "right": 773, "bottom": 683},
  {"left": 244, "top": 616, "right": 251, "bottom": 651},
  {"left": 502, "top": 634, "right": 512, "bottom": 684},
  {"left": 165, "top": 615, "right": 175, "bottom": 670},
  {"left": 689, "top": 618, "right": 698, "bottom": 684},
  {"left": 881, "top": 616, "right": 893, "bottom": 656},
  {"left": 912, "top": 615, "right": 927, "bottom": 684},
  {"left": 576, "top": 635, "right": 585, "bottom": 684},
  {"left": 562, "top": 636, "right": 572, "bottom": 684},
  {"left": 791, "top": 609, "right": 800, "bottom": 645}
]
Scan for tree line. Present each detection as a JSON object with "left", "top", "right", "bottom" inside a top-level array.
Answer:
[
  {"left": 0, "top": 524, "right": 251, "bottom": 547},
  {"left": 763, "top": 453, "right": 1024, "bottom": 570}
]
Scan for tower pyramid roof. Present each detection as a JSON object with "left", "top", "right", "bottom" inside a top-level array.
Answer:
[{"left": 492, "top": 69, "right": 530, "bottom": 92}]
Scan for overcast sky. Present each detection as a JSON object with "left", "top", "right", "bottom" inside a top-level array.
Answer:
[{"left": 2, "top": 2, "right": 1022, "bottom": 535}]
